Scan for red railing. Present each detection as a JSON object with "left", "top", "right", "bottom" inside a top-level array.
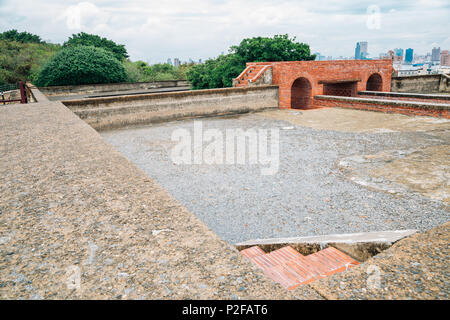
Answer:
[{"left": 1, "top": 81, "right": 28, "bottom": 104}]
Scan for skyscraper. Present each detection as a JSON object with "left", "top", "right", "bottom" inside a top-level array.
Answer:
[
  {"left": 431, "top": 47, "right": 441, "bottom": 62},
  {"left": 174, "top": 58, "right": 181, "bottom": 67},
  {"left": 355, "top": 41, "right": 368, "bottom": 59},
  {"left": 405, "top": 48, "right": 414, "bottom": 64},
  {"left": 441, "top": 50, "right": 450, "bottom": 66}
]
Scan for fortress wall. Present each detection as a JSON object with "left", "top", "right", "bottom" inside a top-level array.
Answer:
[{"left": 63, "top": 85, "right": 279, "bottom": 131}]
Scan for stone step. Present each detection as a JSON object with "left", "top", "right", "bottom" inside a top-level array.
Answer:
[{"left": 240, "top": 245, "right": 359, "bottom": 290}]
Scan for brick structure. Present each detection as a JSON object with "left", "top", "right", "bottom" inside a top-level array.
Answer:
[{"left": 234, "top": 60, "right": 393, "bottom": 109}]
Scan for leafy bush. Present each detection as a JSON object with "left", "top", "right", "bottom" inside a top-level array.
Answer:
[
  {"left": 123, "top": 60, "right": 190, "bottom": 82},
  {"left": 35, "top": 46, "right": 127, "bottom": 86},
  {"left": 63, "top": 32, "right": 128, "bottom": 61},
  {"left": 0, "top": 29, "right": 43, "bottom": 44},
  {"left": 0, "top": 40, "right": 60, "bottom": 85},
  {"left": 187, "top": 34, "right": 316, "bottom": 90}
]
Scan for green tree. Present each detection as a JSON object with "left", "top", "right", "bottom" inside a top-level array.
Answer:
[
  {"left": 231, "top": 34, "right": 315, "bottom": 62},
  {"left": 63, "top": 32, "right": 128, "bottom": 61},
  {"left": 0, "top": 29, "right": 43, "bottom": 43},
  {"left": 187, "top": 34, "right": 316, "bottom": 90},
  {"left": 35, "top": 46, "right": 127, "bottom": 86},
  {"left": 0, "top": 40, "right": 60, "bottom": 84},
  {"left": 122, "top": 60, "right": 190, "bottom": 83}
]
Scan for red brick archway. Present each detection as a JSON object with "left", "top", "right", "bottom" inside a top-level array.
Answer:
[
  {"left": 366, "top": 73, "right": 383, "bottom": 91},
  {"left": 291, "top": 77, "right": 312, "bottom": 109}
]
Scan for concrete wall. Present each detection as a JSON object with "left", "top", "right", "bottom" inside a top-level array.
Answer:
[
  {"left": 63, "top": 85, "right": 279, "bottom": 131},
  {"left": 38, "top": 80, "right": 189, "bottom": 97},
  {"left": 391, "top": 74, "right": 450, "bottom": 93},
  {"left": 314, "top": 95, "right": 449, "bottom": 118}
]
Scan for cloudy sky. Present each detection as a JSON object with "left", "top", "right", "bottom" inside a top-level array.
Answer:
[{"left": 1, "top": 0, "right": 449, "bottom": 63}]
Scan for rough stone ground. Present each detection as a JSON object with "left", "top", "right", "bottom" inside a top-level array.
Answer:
[
  {"left": 0, "top": 101, "right": 300, "bottom": 299},
  {"left": 102, "top": 108, "right": 450, "bottom": 244}
]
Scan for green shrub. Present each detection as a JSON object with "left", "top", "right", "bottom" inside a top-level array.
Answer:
[
  {"left": 122, "top": 60, "right": 190, "bottom": 83},
  {"left": 63, "top": 32, "right": 128, "bottom": 61},
  {"left": 35, "top": 46, "right": 127, "bottom": 86}
]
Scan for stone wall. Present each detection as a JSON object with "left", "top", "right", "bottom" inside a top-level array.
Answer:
[
  {"left": 314, "top": 95, "right": 449, "bottom": 118},
  {"left": 38, "top": 80, "right": 189, "bottom": 97},
  {"left": 63, "top": 85, "right": 279, "bottom": 131},
  {"left": 391, "top": 74, "right": 450, "bottom": 93}
]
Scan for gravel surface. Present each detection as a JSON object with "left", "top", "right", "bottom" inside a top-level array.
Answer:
[{"left": 101, "top": 111, "right": 450, "bottom": 244}]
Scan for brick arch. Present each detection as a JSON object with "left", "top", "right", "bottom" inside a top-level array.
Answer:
[
  {"left": 366, "top": 73, "right": 383, "bottom": 91},
  {"left": 291, "top": 77, "right": 312, "bottom": 109}
]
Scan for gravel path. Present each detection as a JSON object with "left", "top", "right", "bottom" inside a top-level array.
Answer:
[{"left": 101, "top": 111, "right": 449, "bottom": 244}]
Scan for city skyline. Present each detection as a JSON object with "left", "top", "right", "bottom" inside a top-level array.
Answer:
[{"left": 1, "top": 0, "right": 449, "bottom": 63}]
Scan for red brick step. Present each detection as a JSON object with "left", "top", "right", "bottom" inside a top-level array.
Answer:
[{"left": 240, "top": 245, "right": 359, "bottom": 290}]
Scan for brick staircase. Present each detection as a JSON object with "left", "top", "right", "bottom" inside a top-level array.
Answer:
[
  {"left": 240, "top": 245, "right": 359, "bottom": 290},
  {"left": 234, "top": 65, "right": 271, "bottom": 87}
]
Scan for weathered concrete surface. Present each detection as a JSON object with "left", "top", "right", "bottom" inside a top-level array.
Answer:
[
  {"left": 102, "top": 109, "right": 449, "bottom": 244},
  {"left": 235, "top": 230, "right": 418, "bottom": 262},
  {"left": 64, "top": 86, "right": 279, "bottom": 131},
  {"left": 0, "top": 100, "right": 306, "bottom": 299},
  {"left": 310, "top": 222, "right": 449, "bottom": 300},
  {"left": 262, "top": 108, "right": 449, "bottom": 133}
]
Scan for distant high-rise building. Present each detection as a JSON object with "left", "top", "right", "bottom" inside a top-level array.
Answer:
[
  {"left": 174, "top": 58, "right": 181, "bottom": 67},
  {"left": 441, "top": 50, "right": 450, "bottom": 66},
  {"left": 431, "top": 47, "right": 441, "bottom": 61},
  {"left": 394, "top": 48, "right": 404, "bottom": 57},
  {"left": 405, "top": 48, "right": 413, "bottom": 64},
  {"left": 167, "top": 58, "right": 172, "bottom": 65},
  {"left": 355, "top": 41, "right": 368, "bottom": 59},
  {"left": 355, "top": 43, "right": 361, "bottom": 59}
]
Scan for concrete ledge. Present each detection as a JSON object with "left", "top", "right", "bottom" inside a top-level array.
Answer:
[
  {"left": 63, "top": 85, "right": 279, "bottom": 108},
  {"left": 37, "top": 80, "right": 189, "bottom": 97},
  {"left": 358, "top": 91, "right": 450, "bottom": 101},
  {"left": 235, "top": 230, "right": 417, "bottom": 262}
]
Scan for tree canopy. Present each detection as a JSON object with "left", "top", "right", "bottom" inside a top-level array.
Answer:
[
  {"left": 123, "top": 60, "right": 191, "bottom": 82},
  {"left": 63, "top": 32, "right": 128, "bottom": 61},
  {"left": 0, "top": 29, "right": 43, "bottom": 44},
  {"left": 0, "top": 40, "right": 60, "bottom": 85},
  {"left": 35, "top": 46, "right": 127, "bottom": 86},
  {"left": 187, "top": 34, "right": 315, "bottom": 89}
]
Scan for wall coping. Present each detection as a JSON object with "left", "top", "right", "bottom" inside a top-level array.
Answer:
[
  {"left": 358, "top": 91, "right": 450, "bottom": 100},
  {"left": 315, "top": 95, "right": 450, "bottom": 110},
  {"left": 63, "top": 85, "right": 279, "bottom": 106},
  {"left": 36, "top": 80, "right": 188, "bottom": 90}
]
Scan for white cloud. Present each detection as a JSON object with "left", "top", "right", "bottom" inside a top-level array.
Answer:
[{"left": 1, "top": 0, "right": 449, "bottom": 62}]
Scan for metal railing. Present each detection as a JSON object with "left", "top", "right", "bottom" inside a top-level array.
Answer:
[{"left": 1, "top": 81, "right": 28, "bottom": 104}]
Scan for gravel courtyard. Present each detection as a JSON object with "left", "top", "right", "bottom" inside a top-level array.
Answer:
[{"left": 101, "top": 108, "right": 450, "bottom": 244}]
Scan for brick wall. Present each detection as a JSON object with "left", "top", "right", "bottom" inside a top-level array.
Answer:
[
  {"left": 314, "top": 95, "right": 449, "bottom": 118},
  {"left": 240, "top": 60, "right": 393, "bottom": 109}
]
